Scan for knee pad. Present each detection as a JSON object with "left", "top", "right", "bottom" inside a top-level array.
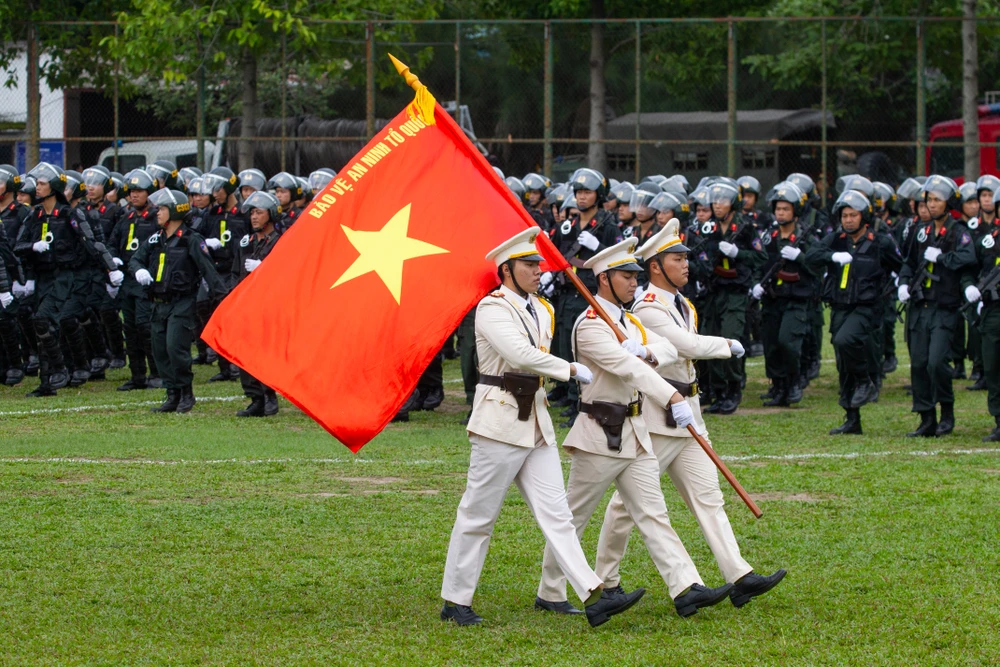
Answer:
[
  {"left": 32, "top": 318, "right": 52, "bottom": 339},
  {"left": 60, "top": 317, "right": 81, "bottom": 332}
]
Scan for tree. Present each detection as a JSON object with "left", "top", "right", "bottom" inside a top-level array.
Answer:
[{"left": 962, "top": 0, "right": 979, "bottom": 180}]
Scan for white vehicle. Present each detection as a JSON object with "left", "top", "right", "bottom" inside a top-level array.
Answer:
[{"left": 97, "top": 140, "right": 217, "bottom": 174}]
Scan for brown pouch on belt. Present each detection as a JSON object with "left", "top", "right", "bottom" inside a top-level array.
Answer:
[
  {"left": 500, "top": 372, "right": 542, "bottom": 421},
  {"left": 776, "top": 270, "right": 801, "bottom": 282},
  {"left": 663, "top": 380, "right": 696, "bottom": 427},
  {"left": 579, "top": 401, "right": 629, "bottom": 451},
  {"left": 713, "top": 265, "right": 738, "bottom": 279}
]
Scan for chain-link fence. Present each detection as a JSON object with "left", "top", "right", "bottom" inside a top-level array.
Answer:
[{"left": 3, "top": 16, "right": 999, "bottom": 197}]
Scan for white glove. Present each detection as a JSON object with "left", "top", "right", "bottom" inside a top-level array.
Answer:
[
  {"left": 539, "top": 272, "right": 554, "bottom": 287},
  {"left": 108, "top": 270, "right": 124, "bottom": 287},
  {"left": 32, "top": 240, "right": 50, "bottom": 253},
  {"left": 831, "top": 252, "right": 853, "bottom": 266},
  {"left": 923, "top": 246, "right": 942, "bottom": 263},
  {"left": 633, "top": 285, "right": 646, "bottom": 302},
  {"left": 135, "top": 268, "right": 153, "bottom": 286},
  {"left": 978, "top": 302, "right": 984, "bottom": 315},
  {"left": 966, "top": 285, "right": 982, "bottom": 303},
  {"left": 571, "top": 362, "right": 593, "bottom": 385},
  {"left": 718, "top": 241, "right": 738, "bottom": 258},
  {"left": 670, "top": 399, "right": 695, "bottom": 428},
  {"left": 204, "top": 237, "right": 224, "bottom": 250},
  {"left": 729, "top": 339, "right": 746, "bottom": 358},
  {"left": 112, "top": 257, "right": 124, "bottom": 267},
  {"left": 0, "top": 292, "right": 12, "bottom": 309},
  {"left": 245, "top": 259, "right": 262, "bottom": 273},
  {"left": 780, "top": 245, "right": 802, "bottom": 261},
  {"left": 12, "top": 282, "right": 26, "bottom": 298},
  {"left": 105, "top": 284, "right": 119, "bottom": 299},
  {"left": 898, "top": 284, "right": 910, "bottom": 303},
  {"left": 24, "top": 280, "right": 34, "bottom": 296},
  {"left": 621, "top": 338, "right": 647, "bottom": 359},
  {"left": 577, "top": 230, "right": 599, "bottom": 251},
  {"left": 751, "top": 284, "right": 765, "bottom": 300},
  {"left": 541, "top": 283, "right": 555, "bottom": 299}
]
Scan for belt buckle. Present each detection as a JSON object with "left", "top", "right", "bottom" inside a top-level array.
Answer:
[
  {"left": 627, "top": 402, "right": 639, "bottom": 417},
  {"left": 690, "top": 381, "right": 699, "bottom": 397}
]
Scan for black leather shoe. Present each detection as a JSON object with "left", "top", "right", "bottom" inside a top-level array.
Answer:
[
  {"left": 176, "top": 385, "right": 196, "bottom": 413},
  {"left": 151, "top": 390, "right": 180, "bottom": 413},
  {"left": 906, "top": 411, "right": 938, "bottom": 437},
  {"left": 5, "top": 368, "right": 25, "bottom": 386},
  {"left": 25, "top": 354, "right": 40, "bottom": 376},
  {"left": 69, "top": 369, "right": 91, "bottom": 387},
  {"left": 459, "top": 410, "right": 472, "bottom": 426},
  {"left": 421, "top": 387, "right": 444, "bottom": 411},
  {"left": 849, "top": 380, "right": 876, "bottom": 408},
  {"left": 117, "top": 377, "right": 147, "bottom": 391},
  {"left": 935, "top": 403, "right": 954, "bottom": 436},
  {"left": 208, "top": 372, "right": 230, "bottom": 382},
  {"left": 440, "top": 602, "right": 483, "bottom": 626},
  {"left": 730, "top": 569, "right": 787, "bottom": 608},
  {"left": 967, "top": 377, "right": 988, "bottom": 391},
  {"left": 762, "top": 381, "right": 788, "bottom": 407},
  {"left": 674, "top": 583, "right": 734, "bottom": 618},
  {"left": 109, "top": 357, "right": 126, "bottom": 370},
  {"left": 534, "top": 597, "right": 583, "bottom": 615},
  {"left": 984, "top": 419, "right": 1000, "bottom": 442},
  {"left": 236, "top": 398, "right": 265, "bottom": 417},
  {"left": 882, "top": 355, "right": 898, "bottom": 374},
  {"left": 829, "top": 410, "right": 862, "bottom": 435},
  {"left": 49, "top": 368, "right": 70, "bottom": 389},
  {"left": 560, "top": 406, "right": 576, "bottom": 418},
  {"left": 26, "top": 384, "right": 57, "bottom": 398},
  {"left": 759, "top": 385, "right": 776, "bottom": 401},
  {"left": 559, "top": 414, "right": 577, "bottom": 429},
  {"left": 585, "top": 587, "right": 645, "bottom": 627},
  {"left": 147, "top": 376, "right": 163, "bottom": 389},
  {"left": 807, "top": 360, "right": 821, "bottom": 380},
  {"left": 716, "top": 397, "right": 739, "bottom": 415},
  {"left": 704, "top": 396, "right": 725, "bottom": 414},
  {"left": 546, "top": 388, "right": 567, "bottom": 403},
  {"left": 263, "top": 391, "right": 279, "bottom": 416}
]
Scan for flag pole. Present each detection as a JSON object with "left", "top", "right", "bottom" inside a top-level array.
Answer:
[{"left": 555, "top": 256, "right": 762, "bottom": 519}]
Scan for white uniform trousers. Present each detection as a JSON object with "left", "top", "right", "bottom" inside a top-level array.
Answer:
[
  {"left": 537, "top": 448, "right": 703, "bottom": 601},
  {"left": 441, "top": 432, "right": 603, "bottom": 606},
  {"left": 595, "top": 433, "right": 753, "bottom": 587}
]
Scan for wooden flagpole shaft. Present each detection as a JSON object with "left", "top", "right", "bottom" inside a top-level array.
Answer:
[{"left": 559, "top": 266, "right": 763, "bottom": 519}]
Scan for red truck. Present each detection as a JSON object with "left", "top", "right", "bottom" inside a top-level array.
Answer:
[{"left": 927, "top": 103, "right": 1000, "bottom": 183}]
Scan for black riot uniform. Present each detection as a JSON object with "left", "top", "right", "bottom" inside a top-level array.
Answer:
[
  {"left": 973, "top": 220, "right": 1000, "bottom": 440},
  {"left": 0, "top": 214, "right": 25, "bottom": 384},
  {"left": 898, "top": 176, "right": 978, "bottom": 437},
  {"left": 130, "top": 189, "right": 228, "bottom": 413},
  {"left": 805, "top": 191, "right": 902, "bottom": 435},
  {"left": 108, "top": 193, "right": 162, "bottom": 389}
]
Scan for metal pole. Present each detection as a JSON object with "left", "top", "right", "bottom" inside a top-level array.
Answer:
[
  {"left": 634, "top": 20, "right": 641, "bottom": 182},
  {"left": 916, "top": 19, "right": 927, "bottom": 176},
  {"left": 820, "top": 19, "right": 828, "bottom": 203},
  {"left": 543, "top": 21, "right": 553, "bottom": 176},
  {"left": 26, "top": 22, "right": 40, "bottom": 168},
  {"left": 366, "top": 22, "right": 376, "bottom": 139},
  {"left": 727, "top": 19, "right": 737, "bottom": 178},
  {"left": 280, "top": 32, "right": 287, "bottom": 173},
  {"left": 113, "top": 22, "right": 120, "bottom": 172},
  {"left": 197, "top": 64, "right": 206, "bottom": 171},
  {"left": 454, "top": 22, "right": 461, "bottom": 112}
]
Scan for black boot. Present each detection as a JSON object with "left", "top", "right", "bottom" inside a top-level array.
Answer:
[
  {"left": 421, "top": 386, "right": 444, "bottom": 411},
  {"left": 906, "top": 410, "right": 938, "bottom": 437},
  {"left": 967, "top": 377, "right": 988, "bottom": 391},
  {"left": 151, "top": 389, "right": 181, "bottom": 413},
  {"left": 882, "top": 355, "right": 898, "bottom": 374},
  {"left": 829, "top": 409, "right": 862, "bottom": 435},
  {"left": 236, "top": 397, "right": 265, "bottom": 417},
  {"left": 787, "top": 375, "right": 804, "bottom": 404},
  {"left": 935, "top": 402, "right": 955, "bottom": 436},
  {"left": 759, "top": 382, "right": 777, "bottom": 401},
  {"left": 263, "top": 389, "right": 279, "bottom": 416},
  {"left": 807, "top": 359, "right": 821, "bottom": 380},
  {"left": 26, "top": 374, "right": 58, "bottom": 397},
  {"left": 5, "top": 368, "right": 25, "bottom": 386},
  {"left": 25, "top": 354, "right": 40, "bottom": 376},
  {"left": 391, "top": 390, "right": 420, "bottom": 422},
  {"left": 762, "top": 379, "right": 788, "bottom": 407},
  {"left": 176, "top": 385, "right": 196, "bottom": 413},
  {"left": 849, "top": 379, "right": 877, "bottom": 408},
  {"left": 983, "top": 416, "right": 1000, "bottom": 442},
  {"left": 952, "top": 361, "right": 966, "bottom": 379},
  {"left": 117, "top": 376, "right": 148, "bottom": 391},
  {"left": 716, "top": 382, "right": 741, "bottom": 415},
  {"left": 63, "top": 318, "right": 91, "bottom": 387}
]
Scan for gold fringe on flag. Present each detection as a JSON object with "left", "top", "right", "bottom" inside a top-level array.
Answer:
[{"left": 388, "top": 53, "right": 437, "bottom": 125}]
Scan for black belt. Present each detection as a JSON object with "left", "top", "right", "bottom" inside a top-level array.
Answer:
[
  {"left": 667, "top": 379, "right": 699, "bottom": 397},
  {"left": 478, "top": 372, "right": 542, "bottom": 421},
  {"left": 578, "top": 399, "right": 642, "bottom": 451},
  {"left": 579, "top": 399, "right": 642, "bottom": 418}
]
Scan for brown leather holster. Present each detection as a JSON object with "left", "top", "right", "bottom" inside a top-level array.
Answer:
[
  {"left": 776, "top": 270, "right": 801, "bottom": 282},
  {"left": 579, "top": 399, "right": 642, "bottom": 452},
  {"left": 479, "top": 372, "right": 541, "bottom": 421},
  {"left": 713, "top": 265, "right": 738, "bottom": 279}
]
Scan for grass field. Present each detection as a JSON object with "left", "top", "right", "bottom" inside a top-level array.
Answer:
[{"left": 2, "top": 332, "right": 999, "bottom": 666}]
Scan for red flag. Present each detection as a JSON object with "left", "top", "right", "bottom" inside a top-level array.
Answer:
[{"left": 202, "top": 89, "right": 565, "bottom": 451}]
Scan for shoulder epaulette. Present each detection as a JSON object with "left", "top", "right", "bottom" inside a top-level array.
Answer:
[
  {"left": 488, "top": 290, "right": 504, "bottom": 298},
  {"left": 585, "top": 308, "right": 597, "bottom": 319},
  {"left": 642, "top": 292, "right": 656, "bottom": 302}
]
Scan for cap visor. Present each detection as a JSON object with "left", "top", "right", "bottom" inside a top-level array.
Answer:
[
  {"left": 611, "top": 262, "right": 643, "bottom": 272},
  {"left": 661, "top": 244, "right": 690, "bottom": 253},
  {"left": 512, "top": 253, "right": 544, "bottom": 262}
]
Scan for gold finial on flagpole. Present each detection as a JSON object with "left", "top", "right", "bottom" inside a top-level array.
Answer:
[{"left": 387, "top": 53, "right": 437, "bottom": 125}]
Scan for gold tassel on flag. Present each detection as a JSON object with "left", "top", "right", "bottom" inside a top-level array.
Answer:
[{"left": 388, "top": 53, "right": 437, "bottom": 125}]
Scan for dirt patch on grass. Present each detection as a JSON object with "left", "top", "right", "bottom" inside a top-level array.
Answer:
[
  {"left": 333, "top": 476, "right": 404, "bottom": 484},
  {"left": 727, "top": 407, "right": 799, "bottom": 416},
  {"left": 55, "top": 474, "right": 95, "bottom": 484},
  {"left": 752, "top": 492, "right": 842, "bottom": 502},
  {"left": 981, "top": 469, "right": 1000, "bottom": 474},
  {"left": 297, "top": 489, "right": 439, "bottom": 498}
]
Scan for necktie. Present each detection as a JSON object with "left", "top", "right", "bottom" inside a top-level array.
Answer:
[
  {"left": 676, "top": 295, "right": 689, "bottom": 327},
  {"left": 526, "top": 301, "right": 539, "bottom": 329}
]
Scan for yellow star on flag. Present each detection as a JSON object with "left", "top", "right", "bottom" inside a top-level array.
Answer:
[{"left": 331, "top": 203, "right": 449, "bottom": 304}]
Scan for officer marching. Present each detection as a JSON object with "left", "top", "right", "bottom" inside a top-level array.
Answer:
[
  {"left": 536, "top": 238, "right": 734, "bottom": 619},
  {"left": 440, "top": 228, "right": 644, "bottom": 628},
  {"left": 231, "top": 191, "right": 283, "bottom": 418},
  {"left": 590, "top": 219, "right": 786, "bottom": 609},
  {"left": 129, "top": 189, "right": 228, "bottom": 413}
]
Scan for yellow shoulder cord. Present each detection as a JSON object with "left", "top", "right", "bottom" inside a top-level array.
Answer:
[
  {"left": 625, "top": 313, "right": 648, "bottom": 345},
  {"left": 536, "top": 296, "right": 556, "bottom": 337},
  {"left": 683, "top": 296, "right": 699, "bottom": 331}
]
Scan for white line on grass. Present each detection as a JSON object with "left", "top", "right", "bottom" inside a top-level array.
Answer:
[
  {"left": 0, "top": 395, "right": 245, "bottom": 417},
  {"left": 2, "top": 448, "right": 998, "bottom": 467}
]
